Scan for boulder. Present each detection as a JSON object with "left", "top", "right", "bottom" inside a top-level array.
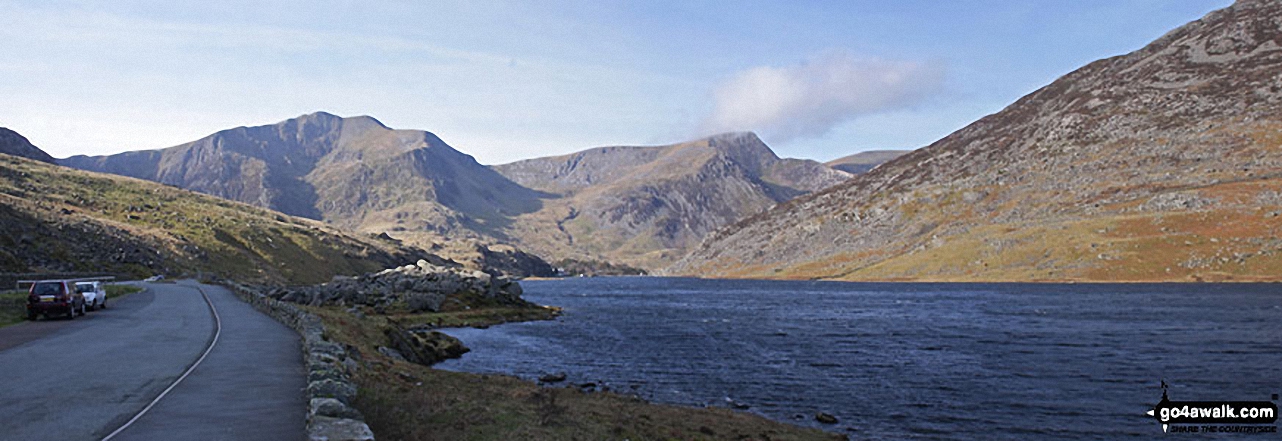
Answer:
[
  {"left": 815, "top": 412, "right": 839, "bottom": 424},
  {"left": 538, "top": 372, "right": 567, "bottom": 383},
  {"left": 310, "top": 397, "right": 364, "bottom": 420},
  {"left": 307, "top": 416, "right": 374, "bottom": 441},
  {"left": 307, "top": 379, "right": 358, "bottom": 405},
  {"left": 385, "top": 324, "right": 469, "bottom": 366}
]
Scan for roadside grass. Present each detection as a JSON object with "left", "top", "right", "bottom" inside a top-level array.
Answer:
[
  {"left": 309, "top": 305, "right": 842, "bottom": 441},
  {"left": 106, "top": 284, "right": 143, "bottom": 302},
  {"left": 0, "top": 290, "right": 26, "bottom": 328}
]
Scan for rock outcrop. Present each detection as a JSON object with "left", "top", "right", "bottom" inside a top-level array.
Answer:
[
  {"left": 384, "top": 324, "right": 470, "bottom": 366},
  {"left": 269, "top": 259, "right": 526, "bottom": 312}
]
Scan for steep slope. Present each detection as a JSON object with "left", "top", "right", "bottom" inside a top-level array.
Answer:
[
  {"left": 825, "top": 150, "right": 911, "bottom": 174},
  {"left": 0, "top": 149, "right": 444, "bottom": 285},
  {"left": 0, "top": 128, "right": 55, "bottom": 163},
  {"left": 495, "top": 132, "right": 851, "bottom": 268},
  {"left": 672, "top": 0, "right": 1282, "bottom": 282}
]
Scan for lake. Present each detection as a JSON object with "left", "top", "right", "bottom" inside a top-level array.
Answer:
[{"left": 436, "top": 277, "right": 1281, "bottom": 439}]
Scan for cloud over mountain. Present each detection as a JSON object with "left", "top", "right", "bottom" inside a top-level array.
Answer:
[{"left": 699, "top": 51, "right": 944, "bottom": 143}]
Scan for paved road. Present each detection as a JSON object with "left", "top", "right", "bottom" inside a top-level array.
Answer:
[{"left": 0, "top": 281, "right": 305, "bottom": 441}]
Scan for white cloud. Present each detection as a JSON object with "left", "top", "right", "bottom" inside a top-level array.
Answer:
[{"left": 699, "top": 52, "right": 945, "bottom": 143}]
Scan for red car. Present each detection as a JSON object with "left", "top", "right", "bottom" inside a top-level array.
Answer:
[{"left": 27, "top": 280, "right": 87, "bottom": 320}]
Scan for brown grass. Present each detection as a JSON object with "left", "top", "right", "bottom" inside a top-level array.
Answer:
[{"left": 715, "top": 177, "right": 1282, "bottom": 283}]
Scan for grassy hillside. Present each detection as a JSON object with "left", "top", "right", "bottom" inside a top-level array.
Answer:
[
  {"left": 671, "top": 0, "right": 1282, "bottom": 282},
  {"left": 0, "top": 153, "right": 435, "bottom": 285},
  {"left": 728, "top": 178, "right": 1282, "bottom": 282}
]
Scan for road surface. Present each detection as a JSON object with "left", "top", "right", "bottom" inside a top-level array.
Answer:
[{"left": 0, "top": 280, "right": 305, "bottom": 441}]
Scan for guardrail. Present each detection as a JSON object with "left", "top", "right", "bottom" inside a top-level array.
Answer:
[{"left": 15, "top": 276, "right": 117, "bottom": 291}]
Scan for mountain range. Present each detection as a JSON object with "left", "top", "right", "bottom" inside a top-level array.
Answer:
[
  {"left": 493, "top": 132, "right": 850, "bottom": 268},
  {"left": 14, "top": 1, "right": 1275, "bottom": 283},
  {"left": 670, "top": 0, "right": 1282, "bottom": 282},
  {"left": 59, "top": 117, "right": 862, "bottom": 273}
]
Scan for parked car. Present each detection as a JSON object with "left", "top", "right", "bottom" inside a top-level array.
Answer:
[
  {"left": 143, "top": 275, "right": 165, "bottom": 282},
  {"left": 27, "top": 280, "right": 86, "bottom": 320},
  {"left": 75, "top": 281, "right": 108, "bottom": 311}
]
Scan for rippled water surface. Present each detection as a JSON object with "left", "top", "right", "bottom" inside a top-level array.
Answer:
[{"left": 437, "top": 277, "right": 1282, "bottom": 439}]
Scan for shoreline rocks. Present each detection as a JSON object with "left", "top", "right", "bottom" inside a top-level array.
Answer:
[{"left": 384, "top": 324, "right": 470, "bottom": 366}]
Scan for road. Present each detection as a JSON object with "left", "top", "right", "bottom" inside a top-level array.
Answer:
[{"left": 0, "top": 281, "right": 305, "bottom": 441}]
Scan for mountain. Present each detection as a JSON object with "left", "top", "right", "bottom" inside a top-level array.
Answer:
[
  {"left": 671, "top": 0, "right": 1282, "bottom": 282},
  {"left": 0, "top": 145, "right": 445, "bottom": 285},
  {"left": 825, "top": 150, "right": 911, "bottom": 174},
  {"left": 0, "top": 128, "right": 55, "bottom": 163},
  {"left": 64, "top": 117, "right": 850, "bottom": 271},
  {"left": 60, "top": 112, "right": 553, "bottom": 276},
  {"left": 60, "top": 112, "right": 542, "bottom": 235},
  {"left": 494, "top": 132, "right": 851, "bottom": 268}
]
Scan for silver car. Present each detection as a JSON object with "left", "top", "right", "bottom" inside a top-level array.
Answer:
[{"left": 75, "top": 281, "right": 108, "bottom": 311}]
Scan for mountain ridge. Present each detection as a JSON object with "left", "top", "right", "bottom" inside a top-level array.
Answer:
[
  {"left": 492, "top": 132, "right": 851, "bottom": 268},
  {"left": 60, "top": 116, "right": 853, "bottom": 271}
]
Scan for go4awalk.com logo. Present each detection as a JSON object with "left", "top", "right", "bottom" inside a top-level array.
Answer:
[{"left": 1147, "top": 380, "right": 1278, "bottom": 434}]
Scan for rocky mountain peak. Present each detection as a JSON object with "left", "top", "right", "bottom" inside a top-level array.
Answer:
[{"left": 700, "top": 132, "right": 778, "bottom": 174}]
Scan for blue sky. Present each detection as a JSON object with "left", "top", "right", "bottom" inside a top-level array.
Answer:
[{"left": 0, "top": 0, "right": 1232, "bottom": 164}]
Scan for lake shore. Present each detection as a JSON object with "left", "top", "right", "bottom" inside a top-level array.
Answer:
[{"left": 306, "top": 299, "right": 843, "bottom": 440}]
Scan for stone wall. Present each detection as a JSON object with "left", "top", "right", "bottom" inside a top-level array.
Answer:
[{"left": 226, "top": 282, "right": 375, "bottom": 441}]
